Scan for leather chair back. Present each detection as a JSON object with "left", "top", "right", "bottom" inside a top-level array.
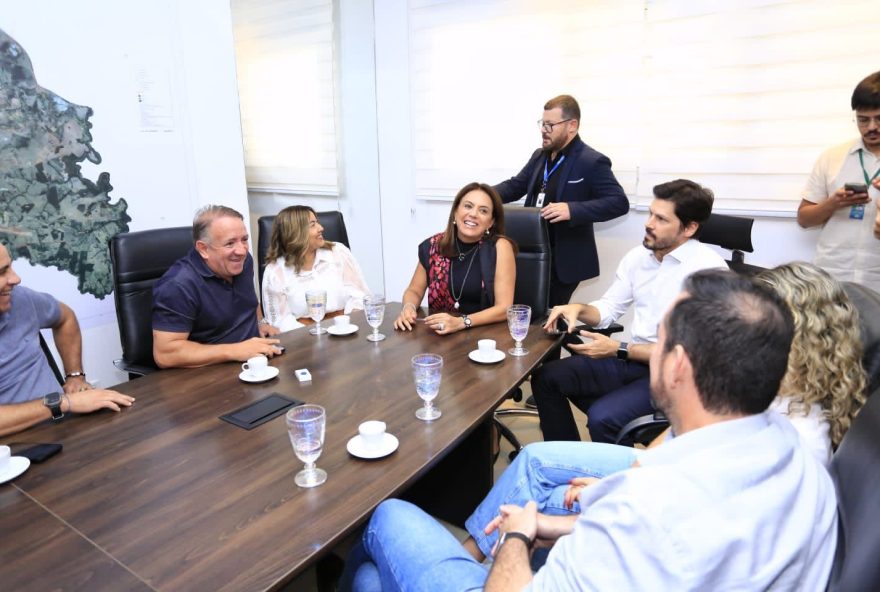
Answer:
[
  {"left": 843, "top": 282, "right": 880, "bottom": 395},
  {"left": 698, "top": 213, "right": 764, "bottom": 275},
  {"left": 257, "top": 211, "right": 350, "bottom": 290},
  {"left": 828, "top": 383, "right": 880, "bottom": 589},
  {"left": 109, "top": 227, "right": 193, "bottom": 375},
  {"left": 503, "top": 206, "right": 550, "bottom": 323}
]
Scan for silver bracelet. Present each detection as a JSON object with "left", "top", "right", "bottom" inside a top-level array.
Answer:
[{"left": 403, "top": 303, "right": 418, "bottom": 312}]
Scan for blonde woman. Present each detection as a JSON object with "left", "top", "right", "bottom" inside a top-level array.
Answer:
[
  {"left": 758, "top": 261, "right": 867, "bottom": 462},
  {"left": 262, "top": 206, "right": 369, "bottom": 331}
]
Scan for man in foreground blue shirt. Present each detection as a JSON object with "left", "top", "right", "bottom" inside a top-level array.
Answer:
[
  {"left": 339, "top": 270, "right": 838, "bottom": 591},
  {"left": 152, "top": 205, "right": 280, "bottom": 368}
]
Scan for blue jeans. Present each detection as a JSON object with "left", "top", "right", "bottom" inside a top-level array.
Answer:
[
  {"left": 464, "top": 441, "right": 638, "bottom": 558},
  {"left": 339, "top": 499, "right": 490, "bottom": 592}
]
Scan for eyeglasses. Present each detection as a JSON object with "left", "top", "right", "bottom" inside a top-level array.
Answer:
[
  {"left": 537, "top": 118, "right": 572, "bottom": 132},
  {"left": 855, "top": 115, "right": 880, "bottom": 127}
]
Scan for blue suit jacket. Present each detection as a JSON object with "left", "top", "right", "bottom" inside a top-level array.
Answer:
[{"left": 494, "top": 136, "right": 629, "bottom": 283}]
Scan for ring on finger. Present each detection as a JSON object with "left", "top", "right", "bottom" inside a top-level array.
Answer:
[{"left": 438, "top": 322, "right": 445, "bottom": 331}]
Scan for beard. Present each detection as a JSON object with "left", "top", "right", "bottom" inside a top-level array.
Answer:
[
  {"left": 642, "top": 231, "right": 677, "bottom": 252},
  {"left": 649, "top": 376, "right": 671, "bottom": 417}
]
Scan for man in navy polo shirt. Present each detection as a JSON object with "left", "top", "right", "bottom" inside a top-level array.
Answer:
[{"left": 152, "top": 205, "right": 281, "bottom": 368}]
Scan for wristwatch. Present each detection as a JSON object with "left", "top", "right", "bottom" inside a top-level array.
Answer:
[
  {"left": 617, "top": 341, "right": 629, "bottom": 361},
  {"left": 462, "top": 314, "right": 472, "bottom": 329},
  {"left": 258, "top": 318, "right": 271, "bottom": 326},
  {"left": 498, "top": 531, "right": 532, "bottom": 550},
  {"left": 43, "top": 392, "right": 65, "bottom": 420}
]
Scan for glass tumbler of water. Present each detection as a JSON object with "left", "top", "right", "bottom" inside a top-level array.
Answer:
[
  {"left": 507, "top": 304, "right": 531, "bottom": 356},
  {"left": 306, "top": 289, "right": 328, "bottom": 335},
  {"left": 286, "top": 404, "right": 327, "bottom": 488},
  {"left": 412, "top": 353, "right": 443, "bottom": 421},
  {"left": 363, "top": 295, "right": 386, "bottom": 342}
]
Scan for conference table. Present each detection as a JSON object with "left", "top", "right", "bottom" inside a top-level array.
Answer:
[{"left": 0, "top": 305, "right": 561, "bottom": 591}]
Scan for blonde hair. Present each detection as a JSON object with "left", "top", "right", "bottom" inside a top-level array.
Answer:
[
  {"left": 265, "top": 206, "right": 334, "bottom": 273},
  {"left": 759, "top": 262, "right": 867, "bottom": 448}
]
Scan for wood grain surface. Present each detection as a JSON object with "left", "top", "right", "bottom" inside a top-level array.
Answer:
[{"left": 1, "top": 305, "right": 560, "bottom": 591}]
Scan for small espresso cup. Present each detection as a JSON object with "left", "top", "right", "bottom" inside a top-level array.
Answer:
[
  {"left": 0, "top": 445, "right": 10, "bottom": 470},
  {"left": 358, "top": 420, "right": 386, "bottom": 449},
  {"left": 242, "top": 355, "right": 269, "bottom": 377},
  {"left": 334, "top": 315, "right": 351, "bottom": 328},
  {"left": 478, "top": 339, "right": 497, "bottom": 361}
]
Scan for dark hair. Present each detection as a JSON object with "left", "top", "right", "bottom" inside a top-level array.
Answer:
[
  {"left": 851, "top": 71, "right": 880, "bottom": 111},
  {"left": 266, "top": 205, "right": 335, "bottom": 272},
  {"left": 652, "top": 179, "right": 714, "bottom": 238},
  {"left": 192, "top": 205, "right": 244, "bottom": 244},
  {"left": 439, "top": 182, "right": 516, "bottom": 258},
  {"left": 663, "top": 269, "right": 794, "bottom": 416},
  {"left": 544, "top": 95, "right": 580, "bottom": 122}
]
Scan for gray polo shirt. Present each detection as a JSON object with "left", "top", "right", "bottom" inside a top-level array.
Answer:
[{"left": 0, "top": 286, "right": 62, "bottom": 404}]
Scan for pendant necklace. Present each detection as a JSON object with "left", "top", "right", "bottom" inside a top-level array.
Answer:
[{"left": 450, "top": 238, "right": 480, "bottom": 310}]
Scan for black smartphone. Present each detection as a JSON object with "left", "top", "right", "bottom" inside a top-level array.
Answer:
[
  {"left": 14, "top": 443, "right": 63, "bottom": 463},
  {"left": 546, "top": 316, "right": 568, "bottom": 335},
  {"left": 845, "top": 182, "right": 868, "bottom": 194}
]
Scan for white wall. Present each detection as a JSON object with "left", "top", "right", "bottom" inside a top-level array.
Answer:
[{"left": 5, "top": 0, "right": 249, "bottom": 388}]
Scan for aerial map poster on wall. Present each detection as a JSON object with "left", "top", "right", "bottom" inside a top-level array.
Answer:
[{"left": 0, "top": 27, "right": 130, "bottom": 299}]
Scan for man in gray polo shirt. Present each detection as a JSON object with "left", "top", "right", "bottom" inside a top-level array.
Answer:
[{"left": 0, "top": 242, "right": 133, "bottom": 434}]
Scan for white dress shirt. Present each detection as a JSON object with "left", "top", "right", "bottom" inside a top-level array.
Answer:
[
  {"left": 802, "top": 138, "right": 880, "bottom": 292},
  {"left": 527, "top": 411, "right": 838, "bottom": 591},
  {"left": 589, "top": 239, "right": 727, "bottom": 343},
  {"left": 262, "top": 244, "right": 369, "bottom": 331}
]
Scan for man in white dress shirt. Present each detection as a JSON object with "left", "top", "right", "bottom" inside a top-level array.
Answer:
[
  {"left": 339, "top": 270, "right": 837, "bottom": 592},
  {"left": 535, "top": 178, "right": 726, "bottom": 443}
]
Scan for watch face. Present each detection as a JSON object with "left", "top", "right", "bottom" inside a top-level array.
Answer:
[{"left": 44, "top": 392, "right": 62, "bottom": 406}]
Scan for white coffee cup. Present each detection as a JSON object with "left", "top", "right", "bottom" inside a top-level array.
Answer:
[
  {"left": 334, "top": 315, "right": 351, "bottom": 328},
  {"left": 241, "top": 355, "right": 269, "bottom": 377},
  {"left": 478, "top": 339, "right": 497, "bottom": 361},
  {"left": 358, "top": 420, "right": 386, "bottom": 449},
  {"left": 0, "top": 445, "right": 10, "bottom": 471}
]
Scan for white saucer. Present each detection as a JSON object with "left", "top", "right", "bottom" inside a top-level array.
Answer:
[
  {"left": 468, "top": 349, "right": 505, "bottom": 364},
  {"left": 327, "top": 324, "right": 359, "bottom": 336},
  {"left": 346, "top": 433, "right": 399, "bottom": 459},
  {"left": 0, "top": 457, "right": 31, "bottom": 484},
  {"left": 238, "top": 366, "right": 280, "bottom": 383}
]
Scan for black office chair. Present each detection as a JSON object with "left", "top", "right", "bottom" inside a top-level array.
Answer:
[
  {"left": 615, "top": 212, "right": 762, "bottom": 446},
  {"left": 842, "top": 282, "right": 880, "bottom": 395},
  {"left": 827, "top": 381, "right": 880, "bottom": 590},
  {"left": 109, "top": 227, "right": 193, "bottom": 378},
  {"left": 492, "top": 207, "right": 552, "bottom": 456},
  {"left": 256, "top": 211, "right": 350, "bottom": 291}
]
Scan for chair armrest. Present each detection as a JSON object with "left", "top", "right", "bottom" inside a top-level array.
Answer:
[{"left": 113, "top": 359, "right": 158, "bottom": 378}]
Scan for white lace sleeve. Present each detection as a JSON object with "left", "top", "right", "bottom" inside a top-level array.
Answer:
[{"left": 336, "top": 244, "right": 370, "bottom": 313}]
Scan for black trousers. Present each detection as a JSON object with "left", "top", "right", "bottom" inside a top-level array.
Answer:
[{"left": 532, "top": 356, "right": 652, "bottom": 443}]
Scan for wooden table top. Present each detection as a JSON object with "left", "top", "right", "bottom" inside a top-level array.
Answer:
[{"left": 0, "top": 305, "right": 560, "bottom": 591}]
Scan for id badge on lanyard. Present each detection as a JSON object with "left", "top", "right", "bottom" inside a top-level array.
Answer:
[{"left": 537, "top": 155, "right": 565, "bottom": 209}]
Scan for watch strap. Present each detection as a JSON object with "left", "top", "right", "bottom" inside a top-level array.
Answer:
[
  {"left": 499, "top": 531, "right": 532, "bottom": 549},
  {"left": 43, "top": 392, "right": 65, "bottom": 420}
]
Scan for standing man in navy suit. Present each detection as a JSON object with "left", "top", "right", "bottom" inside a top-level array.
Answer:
[{"left": 494, "top": 95, "right": 629, "bottom": 308}]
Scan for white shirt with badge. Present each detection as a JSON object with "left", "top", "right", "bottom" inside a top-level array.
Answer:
[{"left": 802, "top": 138, "right": 880, "bottom": 292}]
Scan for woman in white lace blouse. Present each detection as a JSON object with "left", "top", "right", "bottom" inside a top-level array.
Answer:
[{"left": 262, "top": 206, "right": 369, "bottom": 331}]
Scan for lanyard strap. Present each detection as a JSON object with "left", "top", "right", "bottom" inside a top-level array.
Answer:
[
  {"left": 542, "top": 155, "right": 566, "bottom": 190},
  {"left": 858, "top": 149, "right": 880, "bottom": 185}
]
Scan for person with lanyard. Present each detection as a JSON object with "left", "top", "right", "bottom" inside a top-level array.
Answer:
[
  {"left": 393, "top": 182, "right": 516, "bottom": 335},
  {"left": 493, "top": 94, "right": 629, "bottom": 309},
  {"left": 798, "top": 70, "right": 880, "bottom": 292}
]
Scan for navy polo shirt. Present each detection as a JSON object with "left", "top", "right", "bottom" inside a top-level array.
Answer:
[{"left": 152, "top": 248, "right": 259, "bottom": 344}]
